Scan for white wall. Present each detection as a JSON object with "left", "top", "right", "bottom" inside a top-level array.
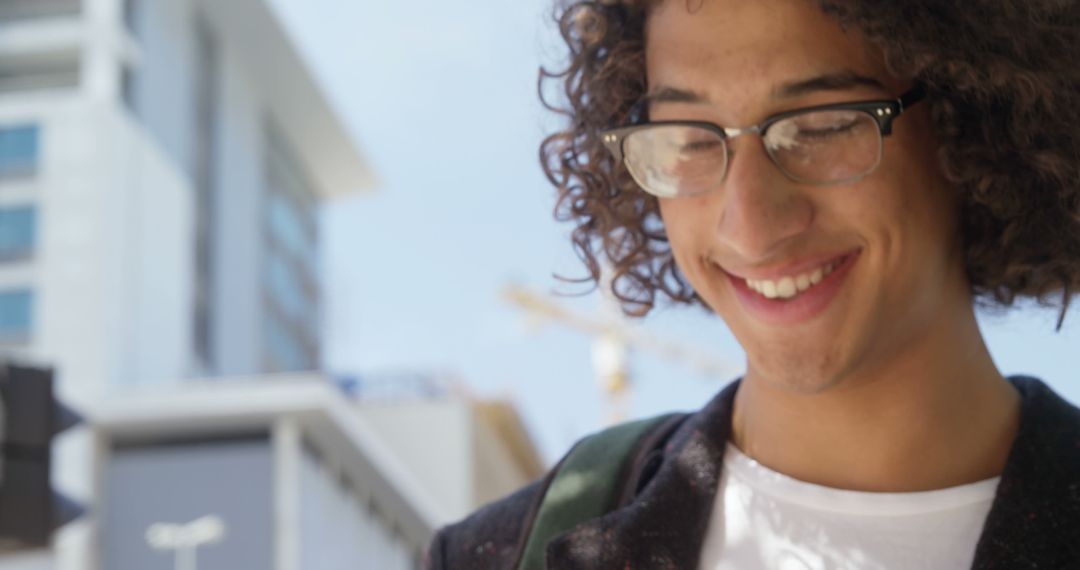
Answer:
[
  {"left": 31, "top": 100, "right": 194, "bottom": 407},
  {"left": 0, "top": 0, "right": 364, "bottom": 565},
  {"left": 50, "top": 100, "right": 193, "bottom": 570},
  {"left": 473, "top": 409, "right": 536, "bottom": 507},
  {"left": 1, "top": 103, "right": 189, "bottom": 400},
  {"left": 123, "top": 0, "right": 199, "bottom": 176},
  {"left": 0, "top": 552, "right": 52, "bottom": 570},
  {"left": 357, "top": 400, "right": 476, "bottom": 522},
  {"left": 0, "top": 97, "right": 194, "bottom": 570},
  {"left": 298, "top": 444, "right": 415, "bottom": 570},
  {"left": 123, "top": 0, "right": 285, "bottom": 377},
  {"left": 130, "top": 0, "right": 267, "bottom": 377},
  {"left": 212, "top": 42, "right": 264, "bottom": 376},
  {"left": 0, "top": 4, "right": 198, "bottom": 564},
  {"left": 81, "top": 0, "right": 129, "bottom": 104},
  {"left": 135, "top": 0, "right": 316, "bottom": 377}
]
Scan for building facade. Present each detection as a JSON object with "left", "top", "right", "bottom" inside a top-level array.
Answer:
[
  {"left": 91, "top": 375, "right": 439, "bottom": 570},
  {"left": 353, "top": 380, "right": 547, "bottom": 523},
  {"left": 0, "top": 0, "right": 375, "bottom": 402},
  {"left": 0, "top": 0, "right": 376, "bottom": 567}
]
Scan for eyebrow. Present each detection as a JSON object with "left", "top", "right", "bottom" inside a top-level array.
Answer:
[
  {"left": 642, "top": 71, "right": 886, "bottom": 107},
  {"left": 775, "top": 72, "right": 885, "bottom": 99}
]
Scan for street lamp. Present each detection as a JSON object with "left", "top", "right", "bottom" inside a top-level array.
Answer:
[{"left": 145, "top": 514, "right": 226, "bottom": 570}]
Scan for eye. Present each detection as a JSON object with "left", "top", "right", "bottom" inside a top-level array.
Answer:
[
  {"left": 674, "top": 127, "right": 725, "bottom": 156},
  {"left": 796, "top": 119, "right": 860, "bottom": 139},
  {"left": 765, "top": 110, "right": 867, "bottom": 151},
  {"left": 681, "top": 138, "right": 723, "bottom": 153}
]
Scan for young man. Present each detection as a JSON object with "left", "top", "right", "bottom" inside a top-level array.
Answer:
[{"left": 427, "top": 0, "right": 1080, "bottom": 567}]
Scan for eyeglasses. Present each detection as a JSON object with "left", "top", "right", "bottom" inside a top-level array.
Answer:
[{"left": 600, "top": 86, "right": 926, "bottom": 198}]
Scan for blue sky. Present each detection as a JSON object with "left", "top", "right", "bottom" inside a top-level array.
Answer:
[{"left": 269, "top": 0, "right": 1080, "bottom": 464}]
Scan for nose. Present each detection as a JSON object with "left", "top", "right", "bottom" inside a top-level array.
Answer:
[{"left": 714, "top": 138, "right": 815, "bottom": 261}]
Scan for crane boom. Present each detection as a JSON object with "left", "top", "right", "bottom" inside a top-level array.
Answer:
[{"left": 502, "top": 284, "right": 737, "bottom": 380}]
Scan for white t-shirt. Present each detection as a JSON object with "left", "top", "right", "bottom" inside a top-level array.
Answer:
[{"left": 697, "top": 443, "right": 1000, "bottom": 570}]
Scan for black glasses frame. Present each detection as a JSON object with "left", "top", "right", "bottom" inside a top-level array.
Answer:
[{"left": 599, "top": 85, "right": 926, "bottom": 190}]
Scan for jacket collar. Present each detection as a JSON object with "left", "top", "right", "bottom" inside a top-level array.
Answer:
[
  {"left": 970, "top": 376, "right": 1080, "bottom": 568},
  {"left": 546, "top": 376, "right": 1080, "bottom": 569},
  {"left": 545, "top": 380, "right": 738, "bottom": 569}
]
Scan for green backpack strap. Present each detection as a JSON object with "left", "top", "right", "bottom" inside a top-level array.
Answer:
[{"left": 517, "top": 412, "right": 685, "bottom": 570}]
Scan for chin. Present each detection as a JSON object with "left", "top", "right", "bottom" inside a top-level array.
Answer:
[{"left": 748, "top": 345, "right": 851, "bottom": 395}]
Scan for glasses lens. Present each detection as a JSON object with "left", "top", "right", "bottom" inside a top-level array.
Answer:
[
  {"left": 622, "top": 125, "right": 727, "bottom": 198},
  {"left": 763, "top": 110, "right": 882, "bottom": 184}
]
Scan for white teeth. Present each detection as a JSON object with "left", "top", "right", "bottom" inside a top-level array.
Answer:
[
  {"left": 776, "top": 277, "right": 797, "bottom": 299},
  {"left": 744, "top": 259, "right": 842, "bottom": 301}
]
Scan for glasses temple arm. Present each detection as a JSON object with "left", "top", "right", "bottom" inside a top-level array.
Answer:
[{"left": 898, "top": 84, "right": 927, "bottom": 113}]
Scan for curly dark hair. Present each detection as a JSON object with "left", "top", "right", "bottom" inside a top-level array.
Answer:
[{"left": 539, "top": 0, "right": 1080, "bottom": 329}]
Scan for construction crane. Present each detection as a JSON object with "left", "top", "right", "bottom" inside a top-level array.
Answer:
[{"left": 502, "top": 282, "right": 738, "bottom": 423}]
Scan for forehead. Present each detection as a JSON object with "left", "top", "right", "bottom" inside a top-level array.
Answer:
[{"left": 644, "top": 0, "right": 894, "bottom": 107}]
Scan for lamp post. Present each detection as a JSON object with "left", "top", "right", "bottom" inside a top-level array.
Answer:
[{"left": 145, "top": 514, "right": 226, "bottom": 570}]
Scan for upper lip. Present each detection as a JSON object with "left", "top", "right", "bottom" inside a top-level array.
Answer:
[{"left": 717, "top": 249, "right": 860, "bottom": 281}]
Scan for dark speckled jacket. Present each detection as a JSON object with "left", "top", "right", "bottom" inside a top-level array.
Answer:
[{"left": 425, "top": 376, "right": 1080, "bottom": 569}]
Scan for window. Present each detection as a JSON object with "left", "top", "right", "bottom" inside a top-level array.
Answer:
[
  {"left": 0, "top": 0, "right": 80, "bottom": 21},
  {"left": 267, "top": 193, "right": 310, "bottom": 261},
  {"left": 191, "top": 17, "right": 219, "bottom": 370},
  {"left": 0, "top": 289, "right": 32, "bottom": 341},
  {"left": 265, "top": 312, "right": 311, "bottom": 372},
  {"left": 0, "top": 205, "right": 36, "bottom": 260},
  {"left": 0, "top": 125, "right": 39, "bottom": 178},
  {"left": 0, "top": 51, "right": 80, "bottom": 94},
  {"left": 122, "top": 0, "right": 139, "bottom": 37},
  {"left": 121, "top": 65, "right": 139, "bottom": 116},
  {"left": 265, "top": 251, "right": 307, "bottom": 321},
  {"left": 261, "top": 125, "right": 320, "bottom": 372}
]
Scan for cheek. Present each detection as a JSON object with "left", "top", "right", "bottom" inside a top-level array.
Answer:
[
  {"left": 850, "top": 182, "right": 953, "bottom": 293},
  {"left": 659, "top": 198, "right": 711, "bottom": 276},
  {"left": 850, "top": 160, "right": 962, "bottom": 320},
  {"left": 886, "top": 167, "right": 959, "bottom": 266},
  {"left": 886, "top": 109, "right": 962, "bottom": 245},
  {"left": 658, "top": 197, "right": 739, "bottom": 319},
  {"left": 850, "top": 113, "right": 959, "bottom": 262}
]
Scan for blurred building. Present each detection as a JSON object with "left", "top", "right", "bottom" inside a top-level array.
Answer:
[
  {"left": 345, "top": 373, "right": 547, "bottom": 522},
  {"left": 0, "top": 0, "right": 378, "bottom": 567},
  {"left": 1, "top": 373, "right": 545, "bottom": 570},
  {"left": 90, "top": 375, "right": 438, "bottom": 570},
  {"left": 0, "top": 0, "right": 375, "bottom": 402},
  {"left": 0, "top": 1, "right": 544, "bottom": 568}
]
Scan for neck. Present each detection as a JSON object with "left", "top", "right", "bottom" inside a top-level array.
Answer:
[{"left": 731, "top": 303, "right": 1020, "bottom": 492}]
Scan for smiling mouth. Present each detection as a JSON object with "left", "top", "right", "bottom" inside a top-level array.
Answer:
[
  {"left": 744, "top": 258, "right": 843, "bottom": 300},
  {"left": 717, "top": 250, "right": 861, "bottom": 325}
]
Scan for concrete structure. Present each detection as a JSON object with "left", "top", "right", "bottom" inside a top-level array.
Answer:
[
  {"left": 0, "top": 0, "right": 376, "bottom": 567},
  {"left": 92, "top": 375, "right": 439, "bottom": 570},
  {"left": 1, "top": 373, "right": 544, "bottom": 570},
  {"left": 358, "top": 392, "right": 546, "bottom": 522},
  {"left": 0, "top": 0, "right": 375, "bottom": 403},
  {"left": 0, "top": 1, "right": 545, "bottom": 568}
]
